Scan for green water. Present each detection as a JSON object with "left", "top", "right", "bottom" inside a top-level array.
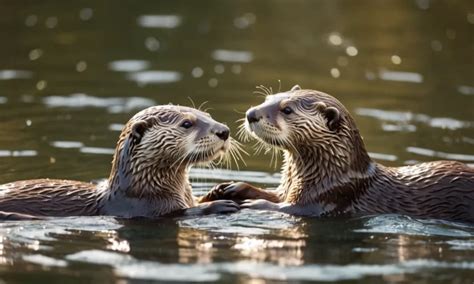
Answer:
[{"left": 0, "top": 0, "right": 473, "bottom": 282}]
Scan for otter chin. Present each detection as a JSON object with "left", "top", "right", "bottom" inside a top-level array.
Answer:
[
  {"left": 0, "top": 105, "right": 240, "bottom": 220},
  {"left": 204, "top": 85, "right": 474, "bottom": 223}
]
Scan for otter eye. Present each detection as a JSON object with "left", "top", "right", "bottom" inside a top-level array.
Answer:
[
  {"left": 281, "top": 106, "right": 293, "bottom": 115},
  {"left": 180, "top": 120, "right": 193, "bottom": 129}
]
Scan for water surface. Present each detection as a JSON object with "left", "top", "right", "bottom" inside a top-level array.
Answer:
[{"left": 0, "top": 0, "right": 473, "bottom": 282}]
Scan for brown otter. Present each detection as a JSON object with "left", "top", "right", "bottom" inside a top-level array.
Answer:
[
  {"left": 202, "top": 85, "right": 474, "bottom": 223},
  {"left": 0, "top": 105, "right": 241, "bottom": 220}
]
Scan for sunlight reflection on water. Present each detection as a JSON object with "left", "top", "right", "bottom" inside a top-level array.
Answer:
[
  {"left": 108, "top": 60, "right": 150, "bottom": 72},
  {"left": 137, "top": 15, "right": 182, "bottom": 29},
  {"left": 126, "top": 70, "right": 182, "bottom": 85},
  {"left": 0, "top": 70, "right": 33, "bottom": 80},
  {"left": 43, "top": 94, "right": 156, "bottom": 113}
]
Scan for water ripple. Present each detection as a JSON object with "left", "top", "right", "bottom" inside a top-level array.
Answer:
[
  {"left": 50, "top": 141, "right": 84, "bottom": 149},
  {"left": 355, "top": 215, "right": 474, "bottom": 237},
  {"left": 368, "top": 152, "right": 398, "bottom": 162},
  {"left": 179, "top": 210, "right": 301, "bottom": 235},
  {"left": 0, "top": 70, "right": 33, "bottom": 80},
  {"left": 457, "top": 85, "right": 474, "bottom": 96},
  {"left": 108, "top": 60, "right": 150, "bottom": 72},
  {"left": 211, "top": 49, "right": 253, "bottom": 63},
  {"left": 356, "top": 108, "right": 472, "bottom": 130},
  {"left": 378, "top": 69, "right": 423, "bottom": 83},
  {"left": 0, "top": 150, "right": 38, "bottom": 157},
  {"left": 80, "top": 147, "right": 115, "bottom": 155},
  {"left": 64, "top": 249, "right": 474, "bottom": 282},
  {"left": 126, "top": 70, "right": 182, "bottom": 85},
  {"left": 23, "top": 254, "right": 68, "bottom": 267},
  {"left": 43, "top": 93, "right": 155, "bottom": 113},
  {"left": 137, "top": 15, "right": 181, "bottom": 29},
  {"left": 406, "top": 146, "right": 474, "bottom": 162},
  {"left": 189, "top": 168, "right": 280, "bottom": 185}
]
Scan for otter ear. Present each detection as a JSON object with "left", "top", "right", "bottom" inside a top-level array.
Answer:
[
  {"left": 290, "top": 85, "right": 301, "bottom": 91},
  {"left": 323, "top": 107, "right": 341, "bottom": 131},
  {"left": 131, "top": 120, "right": 148, "bottom": 144}
]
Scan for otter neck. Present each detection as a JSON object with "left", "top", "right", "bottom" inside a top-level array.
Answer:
[
  {"left": 107, "top": 138, "right": 193, "bottom": 204},
  {"left": 110, "top": 164, "right": 191, "bottom": 200},
  {"left": 282, "top": 142, "right": 373, "bottom": 204}
]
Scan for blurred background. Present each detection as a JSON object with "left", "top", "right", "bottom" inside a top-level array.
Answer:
[
  {"left": 0, "top": 1, "right": 474, "bottom": 283},
  {"left": 0, "top": 0, "right": 473, "bottom": 183}
]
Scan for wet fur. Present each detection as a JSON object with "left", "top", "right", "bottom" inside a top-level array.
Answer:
[
  {"left": 0, "top": 105, "right": 233, "bottom": 218},
  {"left": 224, "top": 87, "right": 474, "bottom": 222}
]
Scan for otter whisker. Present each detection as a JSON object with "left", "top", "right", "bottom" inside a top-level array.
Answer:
[
  {"left": 230, "top": 138, "right": 248, "bottom": 165},
  {"left": 187, "top": 97, "right": 197, "bottom": 109},
  {"left": 237, "top": 126, "right": 251, "bottom": 143},
  {"left": 253, "top": 90, "right": 268, "bottom": 98},
  {"left": 198, "top": 101, "right": 209, "bottom": 111},
  {"left": 256, "top": 85, "right": 272, "bottom": 97}
]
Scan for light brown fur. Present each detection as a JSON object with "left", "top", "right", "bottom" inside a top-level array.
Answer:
[{"left": 0, "top": 105, "right": 239, "bottom": 219}]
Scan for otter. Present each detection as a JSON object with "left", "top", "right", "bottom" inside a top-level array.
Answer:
[
  {"left": 0, "top": 105, "right": 241, "bottom": 220},
  {"left": 202, "top": 85, "right": 474, "bottom": 223}
]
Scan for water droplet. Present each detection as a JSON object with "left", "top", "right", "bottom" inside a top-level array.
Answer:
[
  {"left": 391, "top": 55, "right": 402, "bottom": 65},
  {"left": 233, "top": 13, "right": 256, "bottom": 29},
  {"left": 49, "top": 157, "right": 56, "bottom": 164},
  {"left": 346, "top": 46, "right": 358, "bottom": 56},
  {"left": 76, "top": 61, "right": 87, "bottom": 72},
  {"left": 45, "top": 17, "right": 58, "bottom": 29},
  {"left": 467, "top": 13, "right": 474, "bottom": 24},
  {"left": 79, "top": 8, "right": 93, "bottom": 21},
  {"left": 26, "top": 120, "right": 32, "bottom": 126},
  {"left": 29, "top": 49, "right": 43, "bottom": 61},
  {"left": 36, "top": 80, "right": 47, "bottom": 91},
  {"left": 231, "top": 64, "right": 242, "bottom": 74},
  {"left": 214, "top": 64, "right": 225, "bottom": 74},
  {"left": 145, "top": 37, "right": 160, "bottom": 51},
  {"left": 25, "top": 15, "right": 38, "bottom": 27},
  {"left": 191, "top": 67, "right": 204, "bottom": 78},
  {"left": 336, "top": 56, "right": 348, "bottom": 67},
  {"left": 365, "top": 71, "right": 376, "bottom": 81},
  {"left": 415, "top": 0, "right": 430, "bottom": 10},
  {"left": 328, "top": 33, "right": 343, "bottom": 46},
  {"left": 208, "top": 78, "right": 218, "bottom": 88},
  {"left": 431, "top": 40, "right": 442, "bottom": 52},
  {"left": 446, "top": 29, "right": 456, "bottom": 40},
  {"left": 330, "top": 68, "right": 340, "bottom": 78}
]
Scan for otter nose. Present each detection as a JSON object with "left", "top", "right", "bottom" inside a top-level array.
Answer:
[
  {"left": 215, "top": 129, "right": 229, "bottom": 141},
  {"left": 246, "top": 109, "right": 260, "bottom": 124}
]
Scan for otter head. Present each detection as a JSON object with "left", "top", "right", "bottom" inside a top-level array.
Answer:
[
  {"left": 245, "top": 85, "right": 371, "bottom": 174},
  {"left": 109, "top": 105, "right": 231, "bottom": 193}
]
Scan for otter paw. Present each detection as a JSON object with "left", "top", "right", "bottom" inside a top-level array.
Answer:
[
  {"left": 199, "top": 182, "right": 235, "bottom": 202},
  {"left": 240, "top": 199, "right": 280, "bottom": 211},
  {"left": 219, "top": 182, "right": 256, "bottom": 200},
  {"left": 203, "top": 200, "right": 240, "bottom": 214}
]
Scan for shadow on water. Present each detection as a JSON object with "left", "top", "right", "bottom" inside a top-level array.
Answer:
[{"left": 0, "top": 0, "right": 473, "bottom": 282}]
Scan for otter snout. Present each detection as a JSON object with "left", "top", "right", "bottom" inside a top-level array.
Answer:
[
  {"left": 213, "top": 125, "right": 230, "bottom": 141},
  {"left": 246, "top": 108, "right": 261, "bottom": 124}
]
